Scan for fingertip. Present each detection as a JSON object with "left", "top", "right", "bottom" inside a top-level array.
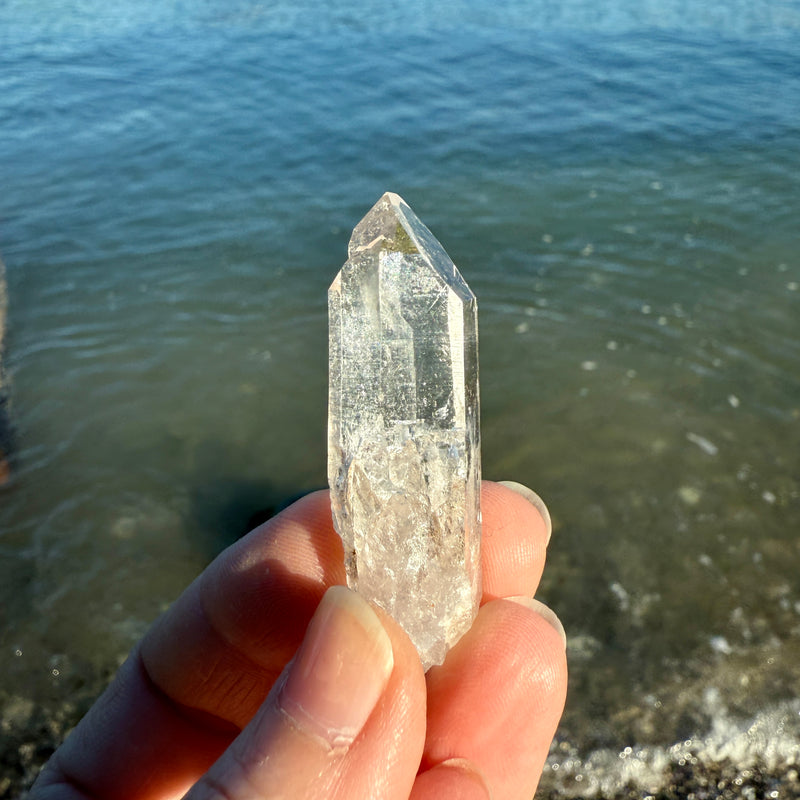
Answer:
[
  {"left": 504, "top": 596, "right": 567, "bottom": 650},
  {"left": 278, "top": 586, "right": 394, "bottom": 748},
  {"left": 187, "top": 587, "right": 401, "bottom": 799},
  {"left": 411, "top": 759, "right": 492, "bottom": 800},
  {"left": 367, "top": 601, "right": 428, "bottom": 710},
  {"left": 496, "top": 481, "right": 552, "bottom": 544},
  {"left": 423, "top": 598, "right": 568, "bottom": 800},
  {"left": 480, "top": 481, "right": 550, "bottom": 601},
  {"left": 336, "top": 599, "right": 428, "bottom": 800}
]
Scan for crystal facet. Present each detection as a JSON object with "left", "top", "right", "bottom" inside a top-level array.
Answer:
[{"left": 328, "top": 192, "right": 481, "bottom": 670}]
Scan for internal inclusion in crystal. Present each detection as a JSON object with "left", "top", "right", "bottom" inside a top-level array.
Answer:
[{"left": 328, "top": 192, "right": 481, "bottom": 670}]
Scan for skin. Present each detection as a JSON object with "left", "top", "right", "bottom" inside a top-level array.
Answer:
[{"left": 31, "top": 481, "right": 568, "bottom": 800}]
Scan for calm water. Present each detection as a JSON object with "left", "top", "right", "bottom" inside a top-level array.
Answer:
[{"left": 2, "top": 1, "right": 800, "bottom": 794}]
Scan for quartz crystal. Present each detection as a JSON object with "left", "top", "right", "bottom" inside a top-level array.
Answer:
[{"left": 328, "top": 192, "right": 481, "bottom": 670}]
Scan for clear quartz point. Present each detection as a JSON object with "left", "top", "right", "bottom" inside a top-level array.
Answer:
[{"left": 328, "top": 192, "right": 481, "bottom": 670}]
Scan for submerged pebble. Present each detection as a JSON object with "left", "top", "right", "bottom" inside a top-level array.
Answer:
[
  {"left": 679, "top": 486, "right": 703, "bottom": 505},
  {"left": 686, "top": 432, "right": 719, "bottom": 456}
]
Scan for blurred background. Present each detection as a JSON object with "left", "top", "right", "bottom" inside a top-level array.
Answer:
[{"left": 1, "top": 1, "right": 799, "bottom": 796}]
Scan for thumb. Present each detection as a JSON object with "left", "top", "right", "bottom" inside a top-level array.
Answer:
[{"left": 185, "top": 585, "right": 419, "bottom": 800}]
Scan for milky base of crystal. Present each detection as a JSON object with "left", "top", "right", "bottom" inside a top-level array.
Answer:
[{"left": 328, "top": 192, "right": 481, "bottom": 670}]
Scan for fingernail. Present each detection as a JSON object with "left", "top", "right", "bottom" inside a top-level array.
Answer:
[
  {"left": 438, "top": 758, "right": 493, "bottom": 799},
  {"left": 498, "top": 480, "right": 553, "bottom": 545},
  {"left": 505, "top": 596, "right": 567, "bottom": 650},
  {"left": 416, "top": 759, "right": 493, "bottom": 799},
  {"left": 279, "top": 585, "right": 394, "bottom": 748}
]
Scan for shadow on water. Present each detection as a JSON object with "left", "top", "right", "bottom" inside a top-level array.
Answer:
[
  {"left": 0, "top": 392, "right": 14, "bottom": 483},
  {"left": 3, "top": 475, "right": 336, "bottom": 797},
  {"left": 186, "top": 440, "right": 325, "bottom": 559}
]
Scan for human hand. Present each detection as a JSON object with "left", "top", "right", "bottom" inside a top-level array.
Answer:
[{"left": 31, "top": 481, "right": 567, "bottom": 800}]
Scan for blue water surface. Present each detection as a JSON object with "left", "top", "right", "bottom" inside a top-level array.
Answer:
[{"left": 1, "top": 1, "right": 800, "bottom": 794}]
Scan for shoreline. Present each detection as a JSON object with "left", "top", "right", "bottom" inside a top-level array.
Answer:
[
  {"left": 539, "top": 698, "right": 800, "bottom": 798},
  {"left": 4, "top": 682, "right": 799, "bottom": 798}
]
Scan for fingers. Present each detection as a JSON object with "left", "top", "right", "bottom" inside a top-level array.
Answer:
[
  {"left": 31, "top": 650, "right": 238, "bottom": 800},
  {"left": 481, "top": 480, "right": 551, "bottom": 601},
  {"left": 416, "top": 483, "right": 563, "bottom": 800},
  {"left": 143, "top": 490, "right": 345, "bottom": 727},
  {"left": 143, "top": 480, "right": 552, "bottom": 729},
  {"left": 409, "top": 760, "right": 492, "bottom": 800},
  {"left": 420, "top": 598, "right": 568, "bottom": 800},
  {"left": 33, "top": 491, "right": 346, "bottom": 800},
  {"left": 188, "top": 586, "right": 426, "bottom": 800},
  {"left": 32, "top": 481, "right": 554, "bottom": 800}
]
